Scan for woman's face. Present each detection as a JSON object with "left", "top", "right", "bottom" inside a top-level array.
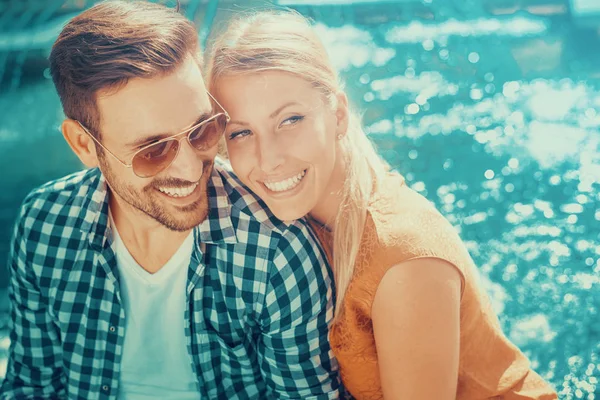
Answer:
[{"left": 214, "top": 71, "right": 346, "bottom": 222}]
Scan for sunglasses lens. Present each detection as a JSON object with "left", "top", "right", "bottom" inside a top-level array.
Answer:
[
  {"left": 188, "top": 113, "right": 228, "bottom": 151},
  {"left": 132, "top": 140, "right": 180, "bottom": 178}
]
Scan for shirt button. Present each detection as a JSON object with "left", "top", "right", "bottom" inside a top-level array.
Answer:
[
  {"left": 102, "top": 385, "right": 109, "bottom": 392},
  {"left": 109, "top": 326, "right": 116, "bottom": 333}
]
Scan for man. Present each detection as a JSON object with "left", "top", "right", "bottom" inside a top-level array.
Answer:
[{"left": 0, "top": 1, "right": 340, "bottom": 399}]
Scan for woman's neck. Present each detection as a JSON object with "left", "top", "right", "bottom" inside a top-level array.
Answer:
[{"left": 308, "top": 147, "right": 347, "bottom": 231}]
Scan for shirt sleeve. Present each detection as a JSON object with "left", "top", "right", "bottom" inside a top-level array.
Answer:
[
  {"left": 257, "top": 223, "right": 342, "bottom": 399},
  {"left": 0, "top": 198, "right": 65, "bottom": 399}
]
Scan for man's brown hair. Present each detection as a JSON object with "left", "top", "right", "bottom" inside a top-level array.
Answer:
[{"left": 49, "top": 0, "right": 200, "bottom": 138}]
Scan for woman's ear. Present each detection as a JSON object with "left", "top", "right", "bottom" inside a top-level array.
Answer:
[
  {"left": 334, "top": 92, "right": 350, "bottom": 139},
  {"left": 62, "top": 119, "right": 100, "bottom": 168}
]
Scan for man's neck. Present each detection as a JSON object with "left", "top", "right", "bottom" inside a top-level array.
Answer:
[{"left": 109, "top": 195, "right": 192, "bottom": 274}]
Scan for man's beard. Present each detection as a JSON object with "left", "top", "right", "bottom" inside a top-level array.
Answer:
[{"left": 98, "top": 152, "right": 212, "bottom": 232}]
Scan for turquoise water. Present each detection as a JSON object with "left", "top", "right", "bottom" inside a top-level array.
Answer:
[
  {"left": 307, "top": 4, "right": 599, "bottom": 398},
  {"left": 1, "top": 1, "right": 599, "bottom": 398}
]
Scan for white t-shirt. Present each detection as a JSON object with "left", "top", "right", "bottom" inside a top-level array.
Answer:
[{"left": 110, "top": 215, "right": 199, "bottom": 399}]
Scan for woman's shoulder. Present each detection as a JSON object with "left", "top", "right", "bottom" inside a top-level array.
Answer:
[
  {"left": 367, "top": 172, "right": 459, "bottom": 246},
  {"left": 357, "top": 172, "right": 470, "bottom": 292}
]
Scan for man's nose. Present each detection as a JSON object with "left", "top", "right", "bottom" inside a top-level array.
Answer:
[{"left": 165, "top": 139, "right": 207, "bottom": 182}]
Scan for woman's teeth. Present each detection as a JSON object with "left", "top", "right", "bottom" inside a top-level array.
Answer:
[
  {"left": 264, "top": 170, "right": 306, "bottom": 193},
  {"left": 158, "top": 183, "right": 198, "bottom": 198}
]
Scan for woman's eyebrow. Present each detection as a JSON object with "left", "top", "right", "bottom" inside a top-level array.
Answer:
[
  {"left": 269, "top": 102, "right": 300, "bottom": 119},
  {"left": 228, "top": 102, "right": 301, "bottom": 127}
]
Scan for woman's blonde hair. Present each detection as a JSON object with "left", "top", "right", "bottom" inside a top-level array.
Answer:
[{"left": 206, "top": 10, "right": 388, "bottom": 321}]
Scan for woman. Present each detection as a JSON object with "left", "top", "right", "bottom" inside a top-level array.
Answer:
[{"left": 206, "top": 11, "right": 558, "bottom": 400}]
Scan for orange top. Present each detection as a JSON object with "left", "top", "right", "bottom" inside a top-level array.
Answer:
[{"left": 310, "top": 172, "right": 557, "bottom": 400}]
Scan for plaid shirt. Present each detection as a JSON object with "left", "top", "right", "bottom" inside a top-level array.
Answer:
[{"left": 1, "top": 162, "right": 341, "bottom": 399}]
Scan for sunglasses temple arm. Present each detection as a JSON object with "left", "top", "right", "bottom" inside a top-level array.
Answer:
[
  {"left": 77, "top": 122, "right": 132, "bottom": 168},
  {"left": 206, "top": 91, "right": 230, "bottom": 119}
]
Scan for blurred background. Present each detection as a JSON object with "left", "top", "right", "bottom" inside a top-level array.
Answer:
[{"left": 0, "top": 0, "right": 599, "bottom": 398}]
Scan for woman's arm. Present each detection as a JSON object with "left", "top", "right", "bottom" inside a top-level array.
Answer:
[{"left": 372, "top": 257, "right": 462, "bottom": 400}]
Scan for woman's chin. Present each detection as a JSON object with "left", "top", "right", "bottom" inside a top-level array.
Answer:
[{"left": 270, "top": 207, "right": 309, "bottom": 223}]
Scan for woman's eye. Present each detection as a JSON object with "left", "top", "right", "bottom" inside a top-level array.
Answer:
[
  {"left": 280, "top": 115, "right": 304, "bottom": 127},
  {"left": 228, "top": 129, "right": 251, "bottom": 140}
]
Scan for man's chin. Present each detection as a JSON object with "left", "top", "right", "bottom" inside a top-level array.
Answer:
[
  {"left": 167, "top": 212, "right": 208, "bottom": 232},
  {"left": 155, "top": 198, "right": 209, "bottom": 232}
]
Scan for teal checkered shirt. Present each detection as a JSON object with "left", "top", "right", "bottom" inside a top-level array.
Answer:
[{"left": 1, "top": 161, "right": 341, "bottom": 399}]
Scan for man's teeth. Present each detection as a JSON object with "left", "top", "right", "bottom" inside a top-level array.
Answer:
[
  {"left": 264, "top": 170, "right": 306, "bottom": 193},
  {"left": 158, "top": 184, "right": 198, "bottom": 198}
]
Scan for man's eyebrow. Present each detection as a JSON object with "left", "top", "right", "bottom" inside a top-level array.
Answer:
[{"left": 128, "top": 112, "right": 212, "bottom": 149}]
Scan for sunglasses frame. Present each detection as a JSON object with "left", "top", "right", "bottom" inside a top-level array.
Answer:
[{"left": 77, "top": 91, "right": 230, "bottom": 178}]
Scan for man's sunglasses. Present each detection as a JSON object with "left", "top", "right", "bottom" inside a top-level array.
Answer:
[{"left": 78, "top": 92, "right": 230, "bottom": 178}]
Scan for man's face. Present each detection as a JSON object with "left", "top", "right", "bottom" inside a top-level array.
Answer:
[{"left": 95, "top": 56, "right": 218, "bottom": 231}]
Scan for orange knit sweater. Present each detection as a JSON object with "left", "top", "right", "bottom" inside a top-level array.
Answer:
[{"left": 310, "top": 172, "right": 557, "bottom": 400}]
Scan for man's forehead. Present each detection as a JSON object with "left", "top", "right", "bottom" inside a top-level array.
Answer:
[{"left": 95, "top": 63, "right": 210, "bottom": 143}]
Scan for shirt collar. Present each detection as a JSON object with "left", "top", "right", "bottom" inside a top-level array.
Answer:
[
  {"left": 196, "top": 165, "right": 238, "bottom": 245},
  {"left": 77, "top": 166, "right": 239, "bottom": 251},
  {"left": 77, "top": 169, "right": 111, "bottom": 251}
]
